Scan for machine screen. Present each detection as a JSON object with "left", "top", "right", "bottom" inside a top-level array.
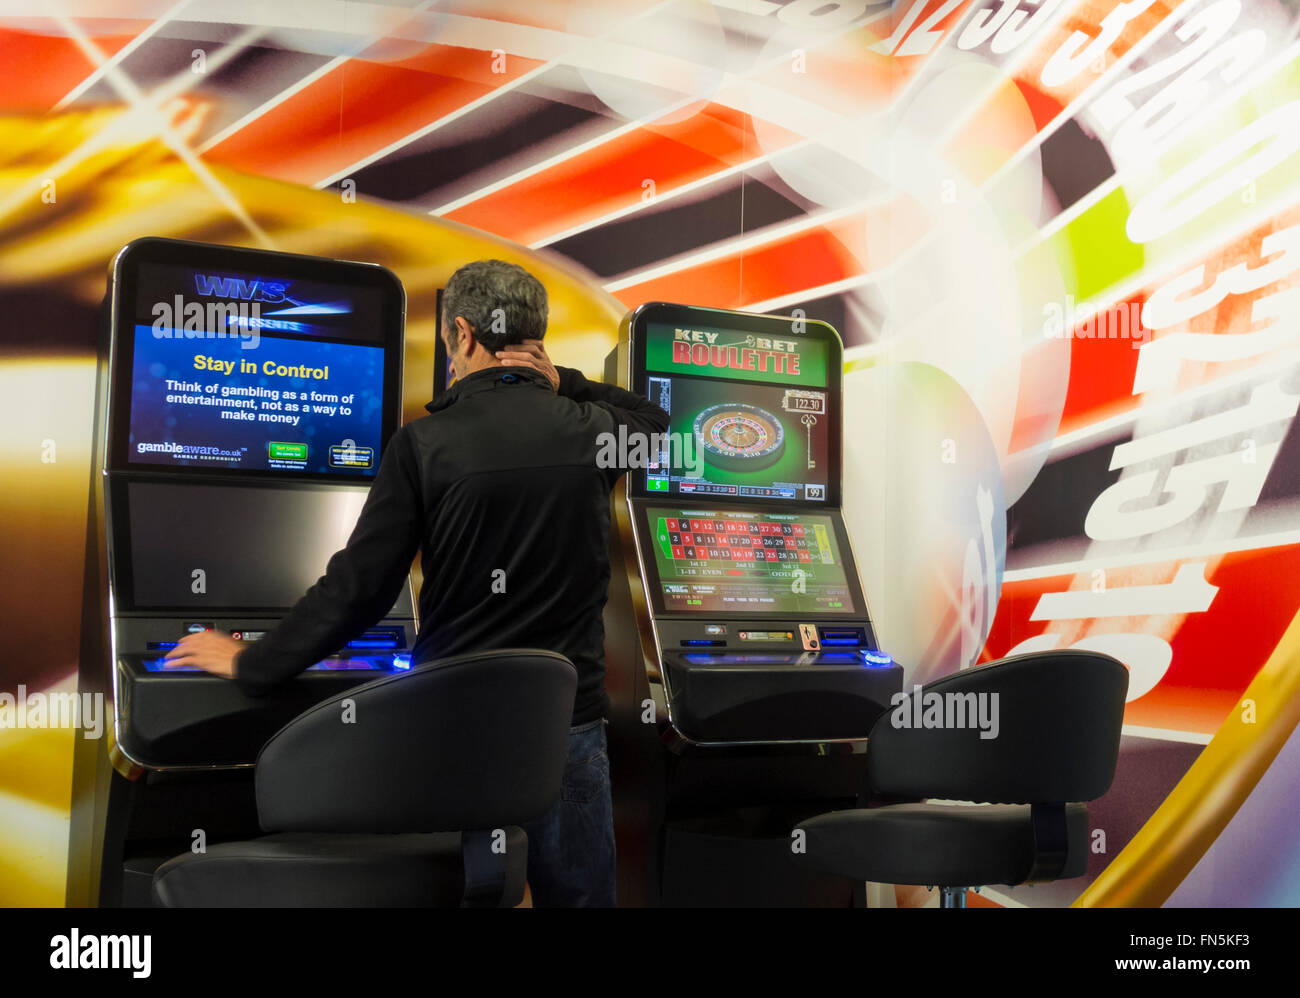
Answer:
[
  {"left": 123, "top": 480, "right": 367, "bottom": 610},
  {"left": 644, "top": 507, "right": 858, "bottom": 615},
  {"left": 641, "top": 319, "right": 832, "bottom": 502},
  {"left": 117, "top": 260, "right": 394, "bottom": 478}
]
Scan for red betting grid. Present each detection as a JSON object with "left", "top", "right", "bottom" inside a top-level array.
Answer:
[{"left": 662, "top": 516, "right": 817, "bottom": 564}]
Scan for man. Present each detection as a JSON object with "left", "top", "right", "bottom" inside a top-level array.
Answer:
[{"left": 166, "top": 259, "right": 668, "bottom": 906}]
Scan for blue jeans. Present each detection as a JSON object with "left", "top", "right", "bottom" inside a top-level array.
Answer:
[{"left": 522, "top": 718, "right": 616, "bottom": 907}]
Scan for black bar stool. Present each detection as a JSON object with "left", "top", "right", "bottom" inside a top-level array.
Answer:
[
  {"left": 796, "top": 650, "right": 1128, "bottom": 907},
  {"left": 152, "top": 648, "right": 577, "bottom": 907}
]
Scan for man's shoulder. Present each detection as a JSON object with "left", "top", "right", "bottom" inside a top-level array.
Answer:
[
  {"left": 386, "top": 413, "right": 438, "bottom": 463},
  {"left": 405, "top": 391, "right": 615, "bottom": 443},
  {"left": 399, "top": 410, "right": 443, "bottom": 439}
]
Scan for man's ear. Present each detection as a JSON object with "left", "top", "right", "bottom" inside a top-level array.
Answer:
[{"left": 454, "top": 316, "right": 477, "bottom": 358}]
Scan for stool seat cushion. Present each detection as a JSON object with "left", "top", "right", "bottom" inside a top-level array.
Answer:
[
  {"left": 152, "top": 830, "right": 526, "bottom": 907},
  {"left": 800, "top": 802, "right": 1089, "bottom": 887}
]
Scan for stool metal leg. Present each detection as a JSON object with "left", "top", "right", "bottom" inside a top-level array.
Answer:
[{"left": 940, "top": 886, "right": 968, "bottom": 908}]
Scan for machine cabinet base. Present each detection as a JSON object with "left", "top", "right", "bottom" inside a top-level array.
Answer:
[{"left": 660, "top": 806, "right": 858, "bottom": 907}]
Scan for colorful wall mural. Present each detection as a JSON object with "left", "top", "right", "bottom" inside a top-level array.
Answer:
[{"left": 3, "top": 0, "right": 1299, "bottom": 907}]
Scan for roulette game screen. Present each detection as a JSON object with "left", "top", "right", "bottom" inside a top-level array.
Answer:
[{"left": 637, "top": 315, "right": 837, "bottom": 503}]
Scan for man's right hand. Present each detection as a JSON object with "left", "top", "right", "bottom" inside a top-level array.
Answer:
[
  {"left": 497, "top": 339, "right": 559, "bottom": 392},
  {"left": 164, "top": 630, "right": 245, "bottom": 679}
]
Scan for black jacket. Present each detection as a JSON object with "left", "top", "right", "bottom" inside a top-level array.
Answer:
[{"left": 234, "top": 365, "right": 669, "bottom": 725}]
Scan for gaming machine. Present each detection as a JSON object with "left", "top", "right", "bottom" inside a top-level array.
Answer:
[
  {"left": 603, "top": 302, "right": 904, "bottom": 906},
  {"left": 67, "top": 238, "right": 414, "bottom": 906}
]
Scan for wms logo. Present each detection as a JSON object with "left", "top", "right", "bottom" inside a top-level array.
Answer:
[
  {"left": 191, "top": 273, "right": 355, "bottom": 326},
  {"left": 193, "top": 273, "right": 288, "bottom": 303},
  {"left": 152, "top": 274, "right": 352, "bottom": 341},
  {"left": 49, "top": 930, "right": 151, "bottom": 978}
]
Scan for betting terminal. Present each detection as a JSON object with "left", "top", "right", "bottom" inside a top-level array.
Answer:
[
  {"left": 66, "top": 238, "right": 413, "bottom": 906},
  {"left": 603, "top": 303, "right": 904, "bottom": 906}
]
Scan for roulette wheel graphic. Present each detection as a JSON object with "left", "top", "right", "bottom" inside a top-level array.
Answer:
[{"left": 693, "top": 403, "right": 785, "bottom": 471}]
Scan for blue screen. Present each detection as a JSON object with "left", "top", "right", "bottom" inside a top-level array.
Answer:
[{"left": 127, "top": 326, "right": 385, "bottom": 476}]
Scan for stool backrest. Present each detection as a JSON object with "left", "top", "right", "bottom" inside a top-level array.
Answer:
[
  {"left": 255, "top": 649, "right": 577, "bottom": 833},
  {"left": 866, "top": 650, "right": 1128, "bottom": 804}
]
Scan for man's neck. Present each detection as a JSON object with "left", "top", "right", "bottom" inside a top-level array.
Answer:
[{"left": 461, "top": 355, "right": 503, "bottom": 377}]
